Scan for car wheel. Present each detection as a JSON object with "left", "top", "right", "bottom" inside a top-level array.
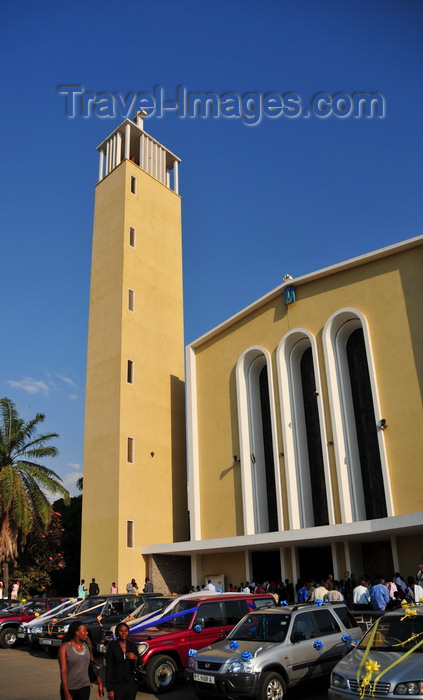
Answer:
[
  {"left": 0, "top": 627, "right": 18, "bottom": 648},
  {"left": 257, "top": 671, "right": 286, "bottom": 700},
  {"left": 145, "top": 654, "right": 178, "bottom": 693}
]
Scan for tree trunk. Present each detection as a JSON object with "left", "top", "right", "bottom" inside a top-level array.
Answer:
[{"left": 2, "top": 562, "right": 9, "bottom": 599}]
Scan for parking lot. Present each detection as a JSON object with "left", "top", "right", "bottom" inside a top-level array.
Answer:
[{"left": 0, "top": 644, "right": 331, "bottom": 699}]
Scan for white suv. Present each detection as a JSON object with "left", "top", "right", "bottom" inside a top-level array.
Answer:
[{"left": 185, "top": 603, "right": 362, "bottom": 700}]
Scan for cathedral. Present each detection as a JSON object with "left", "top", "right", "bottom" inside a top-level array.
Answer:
[{"left": 81, "top": 113, "right": 423, "bottom": 594}]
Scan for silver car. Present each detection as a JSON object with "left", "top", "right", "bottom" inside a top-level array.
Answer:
[
  {"left": 185, "top": 603, "right": 362, "bottom": 699},
  {"left": 329, "top": 606, "right": 423, "bottom": 700}
]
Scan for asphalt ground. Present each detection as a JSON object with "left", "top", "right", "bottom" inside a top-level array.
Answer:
[{"left": 0, "top": 644, "right": 330, "bottom": 700}]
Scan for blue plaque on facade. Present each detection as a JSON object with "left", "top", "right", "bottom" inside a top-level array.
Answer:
[{"left": 284, "top": 285, "right": 295, "bottom": 305}]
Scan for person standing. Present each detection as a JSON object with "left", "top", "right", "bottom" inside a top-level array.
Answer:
[
  {"left": 58, "top": 621, "right": 103, "bottom": 700},
  {"left": 370, "top": 576, "right": 390, "bottom": 611},
  {"left": 143, "top": 577, "right": 153, "bottom": 593},
  {"left": 89, "top": 578, "right": 100, "bottom": 596},
  {"left": 77, "top": 580, "right": 87, "bottom": 599},
  {"left": 105, "top": 622, "right": 139, "bottom": 700},
  {"left": 110, "top": 582, "right": 118, "bottom": 594},
  {"left": 11, "top": 581, "right": 20, "bottom": 599},
  {"left": 343, "top": 571, "right": 354, "bottom": 608},
  {"left": 353, "top": 578, "right": 371, "bottom": 610},
  {"left": 204, "top": 579, "right": 216, "bottom": 592}
]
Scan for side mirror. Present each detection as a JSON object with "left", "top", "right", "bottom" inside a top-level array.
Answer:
[
  {"left": 292, "top": 631, "right": 306, "bottom": 643},
  {"left": 193, "top": 619, "right": 205, "bottom": 632}
]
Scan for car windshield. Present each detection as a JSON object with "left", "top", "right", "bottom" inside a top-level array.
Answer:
[
  {"left": 357, "top": 614, "right": 423, "bottom": 652},
  {"left": 228, "top": 613, "right": 291, "bottom": 642},
  {"left": 77, "top": 597, "right": 107, "bottom": 613}
]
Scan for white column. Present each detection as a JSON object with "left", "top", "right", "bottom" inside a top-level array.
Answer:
[
  {"left": 112, "top": 134, "right": 116, "bottom": 170},
  {"left": 166, "top": 170, "right": 170, "bottom": 188},
  {"left": 244, "top": 550, "right": 252, "bottom": 584},
  {"left": 191, "top": 554, "right": 201, "bottom": 589},
  {"left": 105, "top": 140, "right": 110, "bottom": 176},
  {"left": 116, "top": 132, "right": 121, "bottom": 166},
  {"left": 291, "top": 546, "right": 299, "bottom": 599},
  {"left": 125, "top": 123, "right": 131, "bottom": 160},
  {"left": 331, "top": 541, "right": 339, "bottom": 579},
  {"left": 173, "top": 160, "right": 179, "bottom": 194},
  {"left": 390, "top": 535, "right": 399, "bottom": 573},
  {"left": 98, "top": 149, "right": 104, "bottom": 182}
]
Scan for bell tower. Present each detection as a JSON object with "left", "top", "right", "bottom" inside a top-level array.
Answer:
[{"left": 80, "top": 113, "right": 187, "bottom": 591}]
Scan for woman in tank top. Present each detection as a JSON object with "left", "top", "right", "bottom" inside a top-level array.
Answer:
[{"left": 58, "top": 621, "right": 104, "bottom": 700}]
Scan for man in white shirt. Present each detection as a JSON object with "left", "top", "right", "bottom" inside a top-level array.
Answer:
[
  {"left": 353, "top": 578, "right": 371, "bottom": 609},
  {"left": 204, "top": 579, "right": 216, "bottom": 592}
]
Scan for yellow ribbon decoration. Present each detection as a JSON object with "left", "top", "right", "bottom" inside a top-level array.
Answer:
[
  {"left": 400, "top": 607, "right": 417, "bottom": 621},
  {"left": 356, "top": 610, "right": 423, "bottom": 697}
]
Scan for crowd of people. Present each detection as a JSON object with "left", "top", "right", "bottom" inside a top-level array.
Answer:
[
  {"left": 76, "top": 577, "right": 154, "bottom": 599},
  {"left": 240, "top": 567, "right": 423, "bottom": 612}
]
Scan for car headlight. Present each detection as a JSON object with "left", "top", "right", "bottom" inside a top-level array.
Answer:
[
  {"left": 19, "top": 625, "right": 26, "bottom": 633},
  {"left": 331, "top": 672, "right": 347, "bottom": 689},
  {"left": 137, "top": 642, "right": 148, "bottom": 656},
  {"left": 32, "top": 626, "right": 42, "bottom": 634},
  {"left": 62, "top": 624, "right": 70, "bottom": 633},
  {"left": 188, "top": 656, "right": 195, "bottom": 669},
  {"left": 228, "top": 660, "right": 254, "bottom": 673},
  {"left": 394, "top": 681, "right": 423, "bottom": 695}
]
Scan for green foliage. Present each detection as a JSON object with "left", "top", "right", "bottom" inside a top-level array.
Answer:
[
  {"left": 11, "top": 511, "right": 66, "bottom": 596},
  {"left": 0, "top": 397, "right": 70, "bottom": 565}
]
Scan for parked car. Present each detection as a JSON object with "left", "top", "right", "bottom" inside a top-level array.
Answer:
[
  {"left": 185, "top": 603, "right": 363, "bottom": 699},
  {"left": 97, "top": 594, "right": 177, "bottom": 653},
  {"left": 37, "top": 593, "right": 158, "bottom": 652},
  {"left": 129, "top": 591, "right": 276, "bottom": 693},
  {"left": 18, "top": 598, "right": 80, "bottom": 646},
  {"left": 328, "top": 605, "right": 423, "bottom": 700},
  {"left": 0, "top": 598, "right": 70, "bottom": 648}
]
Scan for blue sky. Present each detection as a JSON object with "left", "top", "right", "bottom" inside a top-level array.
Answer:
[{"left": 2, "top": 0, "right": 422, "bottom": 496}]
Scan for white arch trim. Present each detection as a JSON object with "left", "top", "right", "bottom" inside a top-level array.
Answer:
[
  {"left": 277, "top": 328, "right": 334, "bottom": 530},
  {"left": 236, "top": 346, "right": 283, "bottom": 536},
  {"left": 322, "top": 308, "right": 393, "bottom": 523}
]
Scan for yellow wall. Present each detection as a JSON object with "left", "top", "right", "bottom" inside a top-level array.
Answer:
[
  {"left": 81, "top": 159, "right": 187, "bottom": 593},
  {"left": 193, "top": 247, "right": 423, "bottom": 539}
]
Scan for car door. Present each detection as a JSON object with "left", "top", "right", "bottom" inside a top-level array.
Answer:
[
  {"left": 311, "top": 608, "right": 344, "bottom": 676},
  {"left": 287, "top": 611, "right": 322, "bottom": 684},
  {"left": 189, "top": 602, "right": 227, "bottom": 656}
]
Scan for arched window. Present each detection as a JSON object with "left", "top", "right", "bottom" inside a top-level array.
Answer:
[
  {"left": 236, "top": 348, "right": 282, "bottom": 535},
  {"left": 323, "top": 309, "right": 393, "bottom": 522},
  {"left": 277, "top": 330, "right": 333, "bottom": 529}
]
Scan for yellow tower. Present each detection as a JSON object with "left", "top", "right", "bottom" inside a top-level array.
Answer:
[{"left": 81, "top": 113, "right": 187, "bottom": 593}]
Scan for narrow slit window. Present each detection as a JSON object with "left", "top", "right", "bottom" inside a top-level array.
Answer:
[
  {"left": 127, "top": 359, "right": 134, "bottom": 384},
  {"left": 128, "top": 289, "right": 135, "bottom": 311},
  {"left": 130, "top": 176, "right": 137, "bottom": 194},
  {"left": 127, "top": 520, "right": 134, "bottom": 548},
  {"left": 127, "top": 437, "right": 134, "bottom": 463},
  {"left": 129, "top": 227, "right": 136, "bottom": 247}
]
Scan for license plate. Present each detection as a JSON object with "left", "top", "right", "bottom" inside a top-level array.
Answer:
[
  {"left": 194, "top": 673, "right": 215, "bottom": 684},
  {"left": 17, "top": 633, "right": 26, "bottom": 638},
  {"left": 41, "top": 639, "right": 52, "bottom": 645}
]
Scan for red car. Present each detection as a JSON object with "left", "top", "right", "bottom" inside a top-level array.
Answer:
[
  {"left": 0, "top": 598, "right": 69, "bottom": 648},
  {"left": 129, "top": 592, "right": 276, "bottom": 692}
]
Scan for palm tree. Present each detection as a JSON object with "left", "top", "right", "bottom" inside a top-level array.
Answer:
[{"left": 0, "top": 397, "right": 70, "bottom": 594}]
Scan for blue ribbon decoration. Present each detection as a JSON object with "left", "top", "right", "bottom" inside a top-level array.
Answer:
[
  {"left": 230, "top": 640, "right": 239, "bottom": 650},
  {"left": 241, "top": 651, "right": 252, "bottom": 661},
  {"left": 129, "top": 605, "right": 199, "bottom": 633},
  {"left": 313, "top": 639, "right": 323, "bottom": 654},
  {"left": 280, "top": 600, "right": 288, "bottom": 606},
  {"left": 188, "top": 649, "right": 198, "bottom": 657},
  {"left": 314, "top": 599, "right": 323, "bottom": 607},
  {"left": 193, "top": 625, "right": 202, "bottom": 632}
]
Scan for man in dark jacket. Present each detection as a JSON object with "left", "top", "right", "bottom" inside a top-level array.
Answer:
[{"left": 89, "top": 577, "right": 100, "bottom": 595}]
